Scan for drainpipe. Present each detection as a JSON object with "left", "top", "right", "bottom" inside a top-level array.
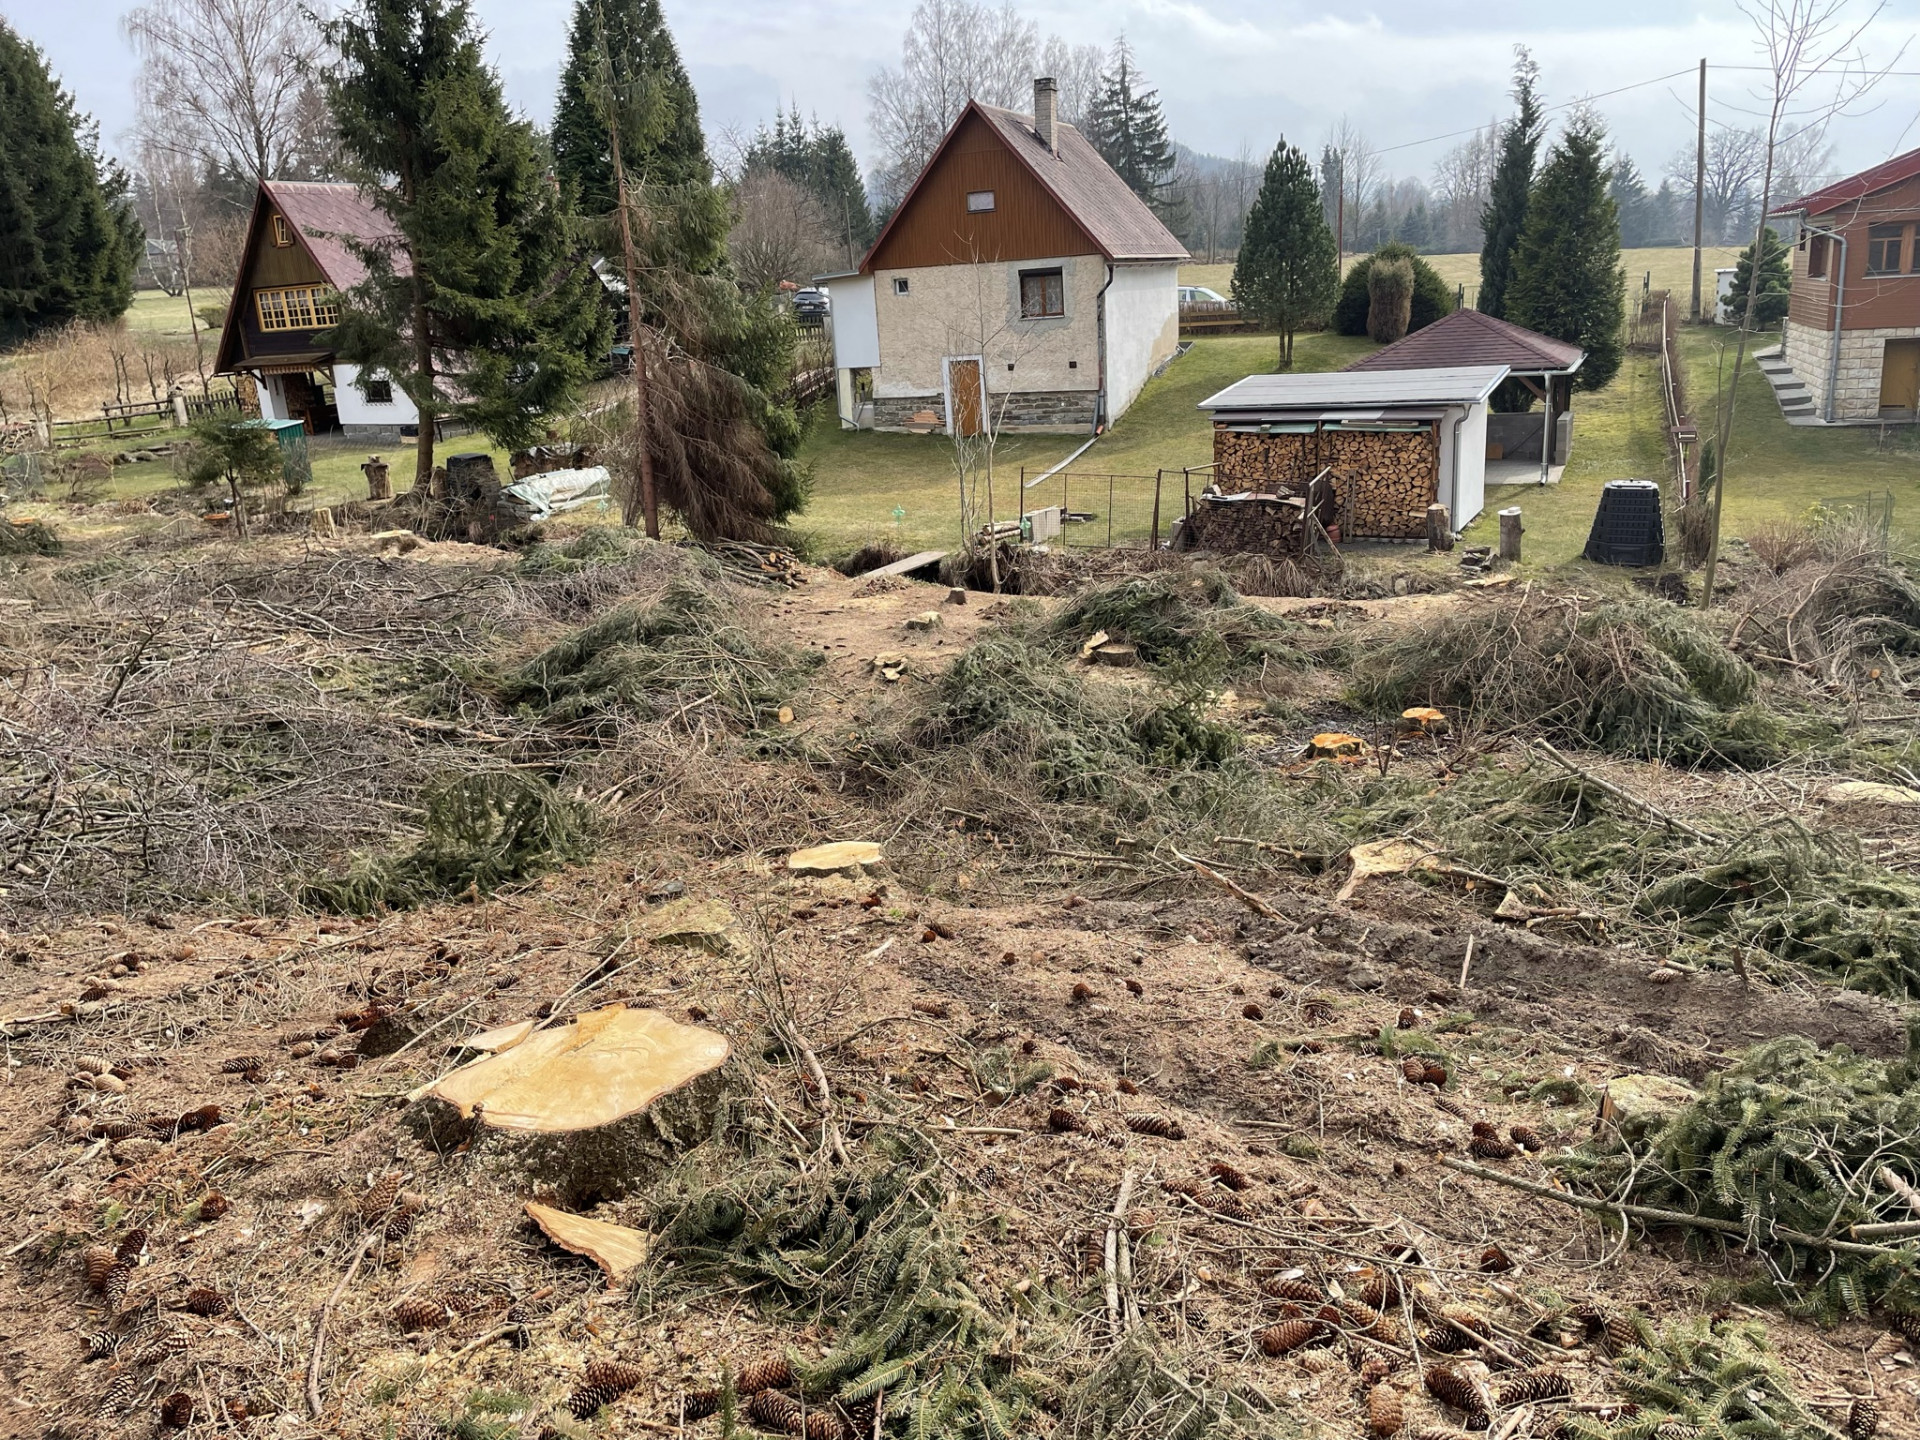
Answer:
[
  {"left": 1450, "top": 407, "right": 1468, "bottom": 525},
  {"left": 1538, "top": 373, "right": 1552, "bottom": 486},
  {"left": 1093, "top": 263, "right": 1115, "bottom": 436},
  {"left": 1803, "top": 222, "right": 1847, "bottom": 424}
]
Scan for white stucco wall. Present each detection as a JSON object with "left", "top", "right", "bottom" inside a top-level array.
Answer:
[
  {"left": 824, "top": 274, "right": 880, "bottom": 370},
  {"left": 333, "top": 363, "right": 417, "bottom": 428},
  {"left": 1443, "top": 403, "right": 1489, "bottom": 527},
  {"left": 870, "top": 255, "right": 1102, "bottom": 400},
  {"left": 1101, "top": 261, "right": 1180, "bottom": 422},
  {"left": 255, "top": 373, "right": 289, "bottom": 422}
]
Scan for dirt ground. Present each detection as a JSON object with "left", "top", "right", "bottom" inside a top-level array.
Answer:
[{"left": 0, "top": 546, "right": 1915, "bottom": 1440}]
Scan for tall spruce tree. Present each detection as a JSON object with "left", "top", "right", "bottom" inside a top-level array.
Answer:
[
  {"left": 1477, "top": 46, "right": 1544, "bottom": 319},
  {"left": 1086, "top": 40, "right": 1182, "bottom": 225},
  {"left": 0, "top": 21, "right": 141, "bottom": 340},
  {"left": 743, "top": 106, "right": 875, "bottom": 264},
  {"left": 552, "top": 0, "right": 710, "bottom": 214},
  {"left": 322, "top": 0, "right": 608, "bottom": 488},
  {"left": 1507, "top": 114, "right": 1626, "bottom": 391},
  {"left": 1232, "top": 138, "right": 1338, "bottom": 368}
]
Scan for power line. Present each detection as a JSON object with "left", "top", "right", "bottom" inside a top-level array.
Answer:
[{"left": 1373, "top": 66, "right": 1697, "bottom": 155}]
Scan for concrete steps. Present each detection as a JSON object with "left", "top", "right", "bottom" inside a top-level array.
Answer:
[{"left": 1752, "top": 346, "right": 1825, "bottom": 426}]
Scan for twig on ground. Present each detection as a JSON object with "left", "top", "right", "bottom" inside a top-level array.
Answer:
[
  {"left": 306, "top": 1233, "right": 378, "bottom": 1418},
  {"left": 1531, "top": 740, "right": 1721, "bottom": 842},
  {"left": 1172, "top": 848, "right": 1281, "bottom": 919}
]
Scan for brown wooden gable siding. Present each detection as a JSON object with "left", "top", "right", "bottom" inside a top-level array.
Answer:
[
  {"left": 866, "top": 110, "right": 1101, "bottom": 272},
  {"left": 215, "top": 190, "right": 335, "bottom": 374},
  {"left": 1788, "top": 171, "right": 1920, "bottom": 332}
]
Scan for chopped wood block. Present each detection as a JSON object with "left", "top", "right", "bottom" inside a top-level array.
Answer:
[
  {"left": 1337, "top": 839, "right": 1446, "bottom": 903},
  {"left": 1092, "top": 643, "right": 1137, "bottom": 667},
  {"left": 1597, "top": 1073, "right": 1698, "bottom": 1139},
  {"left": 905, "top": 611, "right": 941, "bottom": 630},
  {"left": 634, "top": 896, "right": 734, "bottom": 945},
  {"left": 787, "top": 841, "right": 884, "bottom": 873},
  {"left": 1077, "top": 629, "right": 1110, "bottom": 661},
  {"left": 524, "top": 1200, "right": 651, "bottom": 1281}
]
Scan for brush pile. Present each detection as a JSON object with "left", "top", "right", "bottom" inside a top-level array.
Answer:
[
  {"left": 1051, "top": 570, "right": 1309, "bottom": 675},
  {"left": 1560, "top": 1318, "right": 1829, "bottom": 1440}
]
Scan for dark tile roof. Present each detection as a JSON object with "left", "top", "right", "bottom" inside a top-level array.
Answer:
[
  {"left": 1771, "top": 145, "right": 1920, "bottom": 217},
  {"left": 971, "top": 104, "right": 1188, "bottom": 261},
  {"left": 265, "top": 180, "right": 407, "bottom": 288},
  {"left": 1344, "top": 307, "right": 1584, "bottom": 376}
]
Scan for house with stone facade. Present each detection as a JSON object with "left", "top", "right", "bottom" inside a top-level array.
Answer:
[
  {"left": 819, "top": 79, "right": 1187, "bottom": 436},
  {"left": 1767, "top": 146, "right": 1920, "bottom": 423}
]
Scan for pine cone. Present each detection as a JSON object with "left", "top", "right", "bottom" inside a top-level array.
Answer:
[
  {"left": 1338, "top": 1299, "right": 1384, "bottom": 1331},
  {"left": 1209, "top": 1161, "right": 1252, "bottom": 1191},
  {"left": 1413, "top": 1429, "right": 1474, "bottom": 1440},
  {"left": 197, "top": 1191, "right": 231, "bottom": 1221},
  {"left": 1124, "top": 1112, "right": 1185, "bottom": 1140},
  {"left": 100, "top": 1261, "right": 132, "bottom": 1311},
  {"left": 1303, "top": 998, "right": 1334, "bottom": 1024},
  {"left": 1116, "top": 1077, "right": 1140, "bottom": 1095},
  {"left": 1257, "top": 1318, "right": 1322, "bottom": 1356},
  {"left": 567, "top": 1384, "right": 621, "bottom": 1420},
  {"left": 384, "top": 1192, "right": 426, "bottom": 1241},
  {"left": 1467, "top": 1134, "right": 1517, "bottom": 1161},
  {"left": 1397, "top": 1006, "right": 1418, "bottom": 1029},
  {"left": 1510, "top": 1124, "right": 1545, "bottom": 1152},
  {"left": 1047, "top": 1107, "right": 1087, "bottom": 1134},
  {"left": 1422, "top": 1062, "right": 1449, "bottom": 1087},
  {"left": 98, "top": 1372, "right": 135, "bottom": 1415},
  {"left": 178, "top": 1104, "right": 221, "bottom": 1132},
  {"left": 1440, "top": 1306, "right": 1492, "bottom": 1339},
  {"left": 1368, "top": 1384, "right": 1406, "bottom": 1438},
  {"left": 91, "top": 1120, "right": 141, "bottom": 1140},
  {"left": 805, "top": 1413, "right": 845, "bottom": 1440},
  {"left": 1262, "top": 1276, "right": 1322, "bottom": 1302},
  {"left": 1425, "top": 1365, "right": 1487, "bottom": 1416},
  {"left": 221, "top": 1056, "right": 267, "bottom": 1074},
  {"left": 184, "top": 1285, "right": 229, "bottom": 1316},
  {"left": 1889, "top": 1311, "right": 1920, "bottom": 1348},
  {"left": 1496, "top": 1371, "right": 1572, "bottom": 1406},
  {"left": 1401, "top": 1056, "right": 1428, "bottom": 1084},
  {"left": 1210, "top": 1192, "right": 1256, "bottom": 1222},
  {"left": 361, "top": 1172, "right": 402, "bottom": 1220},
  {"left": 82, "top": 1329, "right": 120, "bottom": 1361},
  {"left": 746, "top": 1390, "right": 803, "bottom": 1433},
  {"left": 737, "top": 1355, "right": 794, "bottom": 1396},
  {"left": 1421, "top": 1325, "right": 1475, "bottom": 1353},
  {"left": 134, "top": 1328, "right": 189, "bottom": 1364},
  {"left": 1654, "top": 1426, "right": 1703, "bottom": 1440},
  {"left": 1848, "top": 1398, "right": 1879, "bottom": 1440},
  {"left": 1360, "top": 1272, "right": 1390, "bottom": 1309},
  {"left": 680, "top": 1388, "right": 721, "bottom": 1421},
  {"left": 115, "top": 1229, "right": 148, "bottom": 1262},
  {"left": 1360, "top": 1354, "right": 1393, "bottom": 1385},
  {"left": 1478, "top": 1245, "right": 1513, "bottom": 1273},
  {"left": 1241, "top": 1002, "right": 1265, "bottom": 1020},
  {"left": 1435, "top": 1096, "right": 1470, "bottom": 1120},
  {"left": 584, "top": 1359, "right": 646, "bottom": 1393},
  {"left": 82, "top": 1244, "right": 119, "bottom": 1289},
  {"left": 1603, "top": 1313, "right": 1648, "bottom": 1353},
  {"left": 392, "top": 1297, "right": 447, "bottom": 1330}
]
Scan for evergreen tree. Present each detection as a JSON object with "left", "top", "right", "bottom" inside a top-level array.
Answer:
[
  {"left": 1086, "top": 40, "right": 1182, "bottom": 225},
  {"left": 1477, "top": 46, "right": 1544, "bottom": 319},
  {"left": 1727, "top": 226, "right": 1791, "bottom": 329},
  {"left": 1507, "top": 114, "right": 1626, "bottom": 391},
  {"left": 1334, "top": 243, "right": 1455, "bottom": 336},
  {"left": 743, "top": 105, "right": 875, "bottom": 263},
  {"left": 1396, "top": 200, "right": 1433, "bottom": 252},
  {"left": 553, "top": 0, "right": 709, "bottom": 213},
  {"left": 1318, "top": 144, "right": 1342, "bottom": 234},
  {"left": 0, "top": 21, "right": 141, "bottom": 339},
  {"left": 322, "top": 0, "right": 609, "bottom": 488},
  {"left": 1609, "top": 155, "right": 1654, "bottom": 247},
  {"left": 1232, "top": 138, "right": 1337, "bottom": 368}
]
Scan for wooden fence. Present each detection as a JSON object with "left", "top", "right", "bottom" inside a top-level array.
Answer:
[
  {"left": 1654, "top": 291, "right": 1697, "bottom": 500},
  {"left": 41, "top": 383, "right": 248, "bottom": 449}
]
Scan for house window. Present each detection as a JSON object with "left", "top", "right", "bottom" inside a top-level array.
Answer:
[
  {"left": 893, "top": 277, "right": 910, "bottom": 295},
  {"left": 1866, "top": 224, "right": 1904, "bottom": 275},
  {"left": 253, "top": 284, "right": 341, "bottom": 332},
  {"left": 966, "top": 190, "right": 996, "bottom": 212},
  {"left": 364, "top": 377, "right": 394, "bottom": 404},
  {"left": 1019, "top": 267, "right": 1065, "bottom": 319},
  {"left": 1807, "top": 233, "right": 1830, "bottom": 278},
  {"left": 271, "top": 214, "right": 292, "bottom": 247}
]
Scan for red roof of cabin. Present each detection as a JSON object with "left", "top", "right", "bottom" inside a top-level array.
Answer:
[
  {"left": 1771, "top": 146, "right": 1920, "bottom": 217},
  {"left": 1344, "top": 307, "right": 1585, "bottom": 376},
  {"left": 266, "top": 180, "right": 407, "bottom": 287}
]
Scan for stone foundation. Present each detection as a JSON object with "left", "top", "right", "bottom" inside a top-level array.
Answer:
[
  {"left": 871, "top": 389, "right": 1098, "bottom": 433},
  {"left": 1782, "top": 321, "right": 1920, "bottom": 421}
]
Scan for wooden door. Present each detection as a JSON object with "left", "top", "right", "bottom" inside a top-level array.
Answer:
[
  {"left": 1881, "top": 340, "right": 1920, "bottom": 413},
  {"left": 945, "top": 357, "right": 984, "bottom": 437}
]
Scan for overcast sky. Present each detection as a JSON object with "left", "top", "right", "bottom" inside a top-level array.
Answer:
[{"left": 8, "top": 0, "right": 1918, "bottom": 193}]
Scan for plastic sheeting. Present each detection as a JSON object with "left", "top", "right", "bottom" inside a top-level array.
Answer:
[{"left": 498, "top": 466, "right": 613, "bottom": 523}]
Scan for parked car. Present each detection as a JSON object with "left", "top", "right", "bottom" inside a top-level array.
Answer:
[
  {"left": 791, "top": 287, "right": 830, "bottom": 322},
  {"left": 1179, "top": 285, "right": 1229, "bottom": 305}
]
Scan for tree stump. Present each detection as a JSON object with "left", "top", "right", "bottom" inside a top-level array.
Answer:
[
  {"left": 1426, "top": 503, "right": 1454, "bottom": 552},
  {"left": 1498, "top": 507, "right": 1524, "bottom": 562},
  {"left": 406, "top": 1004, "right": 734, "bottom": 1204},
  {"left": 361, "top": 456, "right": 391, "bottom": 502}
]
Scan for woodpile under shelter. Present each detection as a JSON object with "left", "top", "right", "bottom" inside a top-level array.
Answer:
[
  {"left": 1196, "top": 366, "right": 1509, "bottom": 543},
  {"left": 1345, "top": 309, "right": 1586, "bottom": 485}
]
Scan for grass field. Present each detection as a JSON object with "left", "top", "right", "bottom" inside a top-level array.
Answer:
[{"left": 123, "top": 286, "right": 230, "bottom": 344}]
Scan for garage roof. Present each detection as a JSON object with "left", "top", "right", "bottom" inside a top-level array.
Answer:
[
  {"left": 1345, "top": 309, "right": 1584, "bottom": 376},
  {"left": 1199, "top": 365, "right": 1510, "bottom": 416}
]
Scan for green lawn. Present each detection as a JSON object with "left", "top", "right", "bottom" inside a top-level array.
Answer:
[{"left": 123, "top": 286, "right": 230, "bottom": 343}]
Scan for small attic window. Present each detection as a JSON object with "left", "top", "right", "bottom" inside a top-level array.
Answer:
[
  {"left": 966, "top": 191, "right": 996, "bottom": 213},
  {"left": 893, "top": 277, "right": 910, "bottom": 296},
  {"left": 271, "top": 214, "right": 292, "bottom": 247}
]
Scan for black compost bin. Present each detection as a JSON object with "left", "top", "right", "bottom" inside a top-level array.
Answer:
[{"left": 1584, "top": 479, "right": 1665, "bottom": 566}]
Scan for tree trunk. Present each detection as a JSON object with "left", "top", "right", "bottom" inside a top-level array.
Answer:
[
  {"left": 412, "top": 271, "right": 435, "bottom": 493},
  {"left": 1498, "top": 506, "right": 1523, "bottom": 562},
  {"left": 1426, "top": 503, "right": 1454, "bottom": 552}
]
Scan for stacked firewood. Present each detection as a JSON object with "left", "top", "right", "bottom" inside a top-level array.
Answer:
[{"left": 1212, "top": 428, "right": 1438, "bottom": 540}]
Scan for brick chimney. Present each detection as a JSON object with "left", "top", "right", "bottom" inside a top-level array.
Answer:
[{"left": 1033, "top": 76, "right": 1059, "bottom": 155}]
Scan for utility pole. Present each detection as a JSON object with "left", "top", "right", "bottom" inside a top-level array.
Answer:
[
  {"left": 1335, "top": 154, "right": 1345, "bottom": 275},
  {"left": 1690, "top": 58, "right": 1706, "bottom": 322}
]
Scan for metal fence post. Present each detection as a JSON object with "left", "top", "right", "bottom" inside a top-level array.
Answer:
[{"left": 1150, "top": 470, "right": 1162, "bottom": 551}]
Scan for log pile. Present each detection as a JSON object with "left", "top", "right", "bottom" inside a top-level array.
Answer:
[
  {"left": 1212, "top": 426, "right": 1439, "bottom": 540},
  {"left": 1183, "top": 493, "right": 1309, "bottom": 555}
]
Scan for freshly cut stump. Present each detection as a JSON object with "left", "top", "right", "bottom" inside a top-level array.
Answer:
[
  {"left": 407, "top": 1004, "right": 732, "bottom": 1202},
  {"left": 787, "top": 841, "right": 884, "bottom": 874}
]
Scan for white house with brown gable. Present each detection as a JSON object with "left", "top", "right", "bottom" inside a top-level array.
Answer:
[{"left": 821, "top": 79, "right": 1188, "bottom": 436}]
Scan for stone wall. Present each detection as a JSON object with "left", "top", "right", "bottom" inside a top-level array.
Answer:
[
  {"left": 1783, "top": 320, "right": 1920, "bottom": 421},
  {"left": 871, "top": 389, "right": 1096, "bottom": 433}
]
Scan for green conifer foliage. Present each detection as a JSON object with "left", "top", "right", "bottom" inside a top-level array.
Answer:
[
  {"left": 1507, "top": 114, "right": 1626, "bottom": 391},
  {"left": 1231, "top": 139, "right": 1338, "bottom": 369},
  {"left": 1478, "top": 47, "right": 1544, "bottom": 320},
  {"left": 1727, "top": 225, "right": 1792, "bottom": 329},
  {"left": 1086, "top": 40, "right": 1181, "bottom": 226}
]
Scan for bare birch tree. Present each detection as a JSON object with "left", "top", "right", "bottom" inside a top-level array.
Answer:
[{"left": 1699, "top": 0, "right": 1897, "bottom": 606}]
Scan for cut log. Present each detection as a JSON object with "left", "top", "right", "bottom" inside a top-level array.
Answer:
[
  {"left": 524, "top": 1201, "right": 651, "bottom": 1283},
  {"left": 1092, "top": 643, "right": 1137, "bottom": 667},
  {"left": 1498, "top": 507, "right": 1524, "bottom": 562},
  {"left": 406, "top": 1004, "right": 733, "bottom": 1203},
  {"left": 787, "top": 841, "right": 884, "bottom": 874},
  {"left": 1426, "top": 504, "right": 1454, "bottom": 552}
]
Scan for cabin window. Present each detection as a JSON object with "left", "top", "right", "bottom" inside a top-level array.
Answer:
[
  {"left": 271, "top": 214, "right": 292, "bottom": 247},
  {"left": 253, "top": 284, "right": 341, "bottom": 332},
  {"left": 1019, "top": 267, "right": 1065, "bottom": 319},
  {"left": 1807, "top": 233, "right": 1830, "bottom": 278},
  {"left": 893, "top": 277, "right": 910, "bottom": 295},
  {"left": 966, "top": 190, "right": 996, "bottom": 212},
  {"left": 1866, "top": 224, "right": 1904, "bottom": 275},
  {"left": 364, "top": 377, "right": 394, "bottom": 404}
]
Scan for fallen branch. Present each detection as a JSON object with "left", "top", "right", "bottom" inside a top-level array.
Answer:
[
  {"left": 1878, "top": 1165, "right": 1920, "bottom": 1220},
  {"left": 1172, "top": 848, "right": 1280, "bottom": 919},
  {"left": 1439, "top": 1156, "right": 1915, "bottom": 1260},
  {"left": 307, "top": 1233, "right": 379, "bottom": 1417},
  {"left": 1531, "top": 740, "right": 1720, "bottom": 843}
]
